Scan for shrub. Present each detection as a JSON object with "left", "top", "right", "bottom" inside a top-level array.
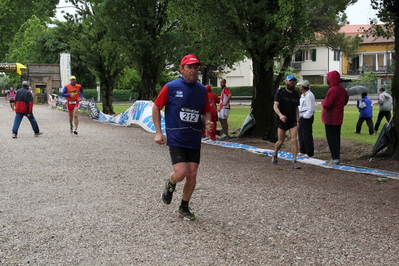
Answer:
[
  {"left": 212, "top": 85, "right": 329, "bottom": 99},
  {"left": 113, "top": 90, "right": 131, "bottom": 101},
  {"left": 84, "top": 89, "right": 98, "bottom": 100}
]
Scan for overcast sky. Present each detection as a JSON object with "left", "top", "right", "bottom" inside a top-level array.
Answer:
[
  {"left": 55, "top": 0, "right": 379, "bottom": 24},
  {"left": 344, "top": 0, "right": 379, "bottom": 25}
]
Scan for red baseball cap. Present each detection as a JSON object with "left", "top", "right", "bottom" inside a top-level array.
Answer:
[{"left": 180, "top": 54, "right": 202, "bottom": 66}]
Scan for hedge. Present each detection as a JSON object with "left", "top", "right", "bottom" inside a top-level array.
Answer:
[
  {"left": 211, "top": 85, "right": 330, "bottom": 99},
  {"left": 85, "top": 85, "right": 332, "bottom": 102},
  {"left": 83, "top": 89, "right": 132, "bottom": 102}
]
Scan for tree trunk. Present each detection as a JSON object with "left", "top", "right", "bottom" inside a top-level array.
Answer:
[
  {"left": 140, "top": 70, "right": 158, "bottom": 100},
  {"left": 100, "top": 78, "right": 114, "bottom": 115},
  {"left": 389, "top": 8, "right": 399, "bottom": 159},
  {"left": 202, "top": 65, "right": 209, "bottom": 85},
  {"left": 244, "top": 58, "right": 277, "bottom": 142}
]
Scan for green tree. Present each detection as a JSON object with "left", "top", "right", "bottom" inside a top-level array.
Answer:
[
  {"left": 367, "top": 0, "right": 399, "bottom": 159},
  {"left": 92, "top": 0, "right": 179, "bottom": 101},
  {"left": 178, "top": 0, "right": 354, "bottom": 141},
  {"left": 58, "top": 0, "right": 127, "bottom": 114},
  {"left": 0, "top": 0, "right": 58, "bottom": 61},
  {"left": 5, "top": 16, "right": 48, "bottom": 64},
  {"left": 167, "top": 1, "right": 246, "bottom": 85}
]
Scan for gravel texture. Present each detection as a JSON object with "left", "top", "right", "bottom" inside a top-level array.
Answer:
[{"left": 1, "top": 98, "right": 399, "bottom": 265}]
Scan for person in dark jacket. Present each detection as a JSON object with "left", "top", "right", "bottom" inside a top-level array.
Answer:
[
  {"left": 354, "top": 92, "right": 374, "bottom": 135},
  {"left": 321, "top": 71, "right": 349, "bottom": 166},
  {"left": 11, "top": 81, "right": 42, "bottom": 138}
]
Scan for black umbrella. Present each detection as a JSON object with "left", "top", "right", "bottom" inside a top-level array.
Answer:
[
  {"left": 347, "top": 85, "right": 370, "bottom": 96},
  {"left": 370, "top": 121, "right": 395, "bottom": 161}
]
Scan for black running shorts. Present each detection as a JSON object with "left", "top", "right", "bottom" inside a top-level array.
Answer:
[{"left": 169, "top": 146, "right": 201, "bottom": 165}]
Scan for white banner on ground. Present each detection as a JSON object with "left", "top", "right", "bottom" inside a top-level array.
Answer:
[
  {"left": 96, "top": 101, "right": 166, "bottom": 134},
  {"left": 203, "top": 139, "right": 399, "bottom": 180}
]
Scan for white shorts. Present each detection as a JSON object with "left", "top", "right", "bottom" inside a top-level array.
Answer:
[{"left": 218, "top": 108, "right": 230, "bottom": 120}]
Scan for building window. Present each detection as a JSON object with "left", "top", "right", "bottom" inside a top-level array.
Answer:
[
  {"left": 334, "top": 50, "right": 340, "bottom": 61},
  {"left": 303, "top": 49, "right": 316, "bottom": 61},
  {"left": 295, "top": 50, "right": 303, "bottom": 62}
]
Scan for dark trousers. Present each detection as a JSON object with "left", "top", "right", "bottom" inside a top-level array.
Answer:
[
  {"left": 325, "top": 124, "right": 341, "bottom": 160},
  {"left": 356, "top": 117, "right": 374, "bottom": 135},
  {"left": 12, "top": 113, "right": 40, "bottom": 135},
  {"left": 298, "top": 116, "right": 314, "bottom": 157},
  {"left": 374, "top": 111, "right": 391, "bottom": 132}
]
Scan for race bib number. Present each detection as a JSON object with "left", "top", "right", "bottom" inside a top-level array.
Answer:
[
  {"left": 180, "top": 107, "right": 200, "bottom": 123},
  {"left": 69, "top": 101, "right": 77, "bottom": 105}
]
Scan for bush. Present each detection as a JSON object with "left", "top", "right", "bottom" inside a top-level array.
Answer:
[
  {"left": 212, "top": 85, "right": 329, "bottom": 99},
  {"left": 113, "top": 90, "right": 131, "bottom": 101},
  {"left": 211, "top": 86, "right": 252, "bottom": 96},
  {"left": 84, "top": 89, "right": 97, "bottom": 100},
  {"left": 83, "top": 89, "right": 133, "bottom": 102}
]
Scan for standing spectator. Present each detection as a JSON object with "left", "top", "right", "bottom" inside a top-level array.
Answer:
[
  {"left": 321, "top": 71, "right": 349, "bottom": 166},
  {"left": 202, "top": 85, "right": 220, "bottom": 141},
  {"left": 354, "top": 92, "right": 374, "bottom": 135},
  {"left": 6, "top": 87, "right": 16, "bottom": 111},
  {"left": 297, "top": 80, "right": 315, "bottom": 158},
  {"left": 374, "top": 87, "right": 392, "bottom": 134},
  {"left": 272, "top": 75, "right": 301, "bottom": 169},
  {"left": 61, "top": 75, "right": 84, "bottom": 135},
  {"left": 152, "top": 54, "right": 213, "bottom": 221},
  {"left": 11, "top": 81, "right": 42, "bottom": 138},
  {"left": 218, "top": 79, "right": 231, "bottom": 139}
]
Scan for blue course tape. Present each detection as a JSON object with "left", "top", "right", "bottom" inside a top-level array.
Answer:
[{"left": 203, "top": 139, "right": 399, "bottom": 180}]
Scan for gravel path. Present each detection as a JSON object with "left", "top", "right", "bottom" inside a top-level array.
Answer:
[{"left": 1, "top": 98, "right": 399, "bottom": 265}]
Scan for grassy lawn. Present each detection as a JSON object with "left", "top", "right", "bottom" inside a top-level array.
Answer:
[
  {"left": 96, "top": 103, "right": 381, "bottom": 146},
  {"left": 226, "top": 105, "right": 379, "bottom": 145}
]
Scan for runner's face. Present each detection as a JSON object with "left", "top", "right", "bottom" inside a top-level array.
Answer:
[{"left": 180, "top": 64, "right": 199, "bottom": 83}]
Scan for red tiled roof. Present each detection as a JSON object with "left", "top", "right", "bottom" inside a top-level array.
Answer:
[{"left": 339, "top": 24, "right": 394, "bottom": 44}]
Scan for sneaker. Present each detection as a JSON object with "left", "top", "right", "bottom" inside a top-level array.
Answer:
[
  {"left": 34, "top": 132, "right": 43, "bottom": 137},
  {"left": 161, "top": 180, "right": 175, "bottom": 205},
  {"left": 178, "top": 205, "right": 195, "bottom": 221},
  {"left": 271, "top": 153, "right": 278, "bottom": 165},
  {"left": 326, "top": 159, "right": 340, "bottom": 166},
  {"left": 70, "top": 125, "right": 73, "bottom": 133},
  {"left": 292, "top": 162, "right": 301, "bottom": 169},
  {"left": 354, "top": 130, "right": 360, "bottom": 134},
  {"left": 297, "top": 152, "right": 306, "bottom": 156},
  {"left": 219, "top": 134, "right": 227, "bottom": 140},
  {"left": 73, "top": 130, "right": 78, "bottom": 135},
  {"left": 202, "top": 137, "right": 210, "bottom": 141},
  {"left": 12, "top": 133, "right": 17, "bottom": 139}
]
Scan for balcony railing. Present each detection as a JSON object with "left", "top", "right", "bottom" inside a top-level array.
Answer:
[
  {"left": 290, "top": 62, "right": 301, "bottom": 71},
  {"left": 358, "top": 65, "right": 394, "bottom": 74}
]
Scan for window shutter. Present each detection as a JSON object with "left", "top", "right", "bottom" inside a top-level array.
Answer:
[
  {"left": 295, "top": 50, "right": 303, "bottom": 61},
  {"left": 312, "top": 49, "right": 316, "bottom": 61}
]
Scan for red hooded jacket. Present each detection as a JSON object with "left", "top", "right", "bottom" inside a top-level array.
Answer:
[
  {"left": 321, "top": 71, "right": 349, "bottom": 125},
  {"left": 205, "top": 85, "right": 220, "bottom": 117}
]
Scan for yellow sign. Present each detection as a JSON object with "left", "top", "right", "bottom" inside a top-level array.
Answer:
[{"left": 0, "top": 63, "right": 27, "bottom": 75}]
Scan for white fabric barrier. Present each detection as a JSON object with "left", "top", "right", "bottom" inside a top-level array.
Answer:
[
  {"left": 203, "top": 139, "right": 399, "bottom": 180},
  {"left": 96, "top": 101, "right": 166, "bottom": 134}
]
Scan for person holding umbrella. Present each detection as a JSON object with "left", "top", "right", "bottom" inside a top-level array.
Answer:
[{"left": 354, "top": 92, "right": 374, "bottom": 135}]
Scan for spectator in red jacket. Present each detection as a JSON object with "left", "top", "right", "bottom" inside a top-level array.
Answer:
[
  {"left": 321, "top": 71, "right": 349, "bottom": 166},
  {"left": 11, "top": 81, "right": 42, "bottom": 138},
  {"left": 202, "top": 85, "right": 220, "bottom": 141}
]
